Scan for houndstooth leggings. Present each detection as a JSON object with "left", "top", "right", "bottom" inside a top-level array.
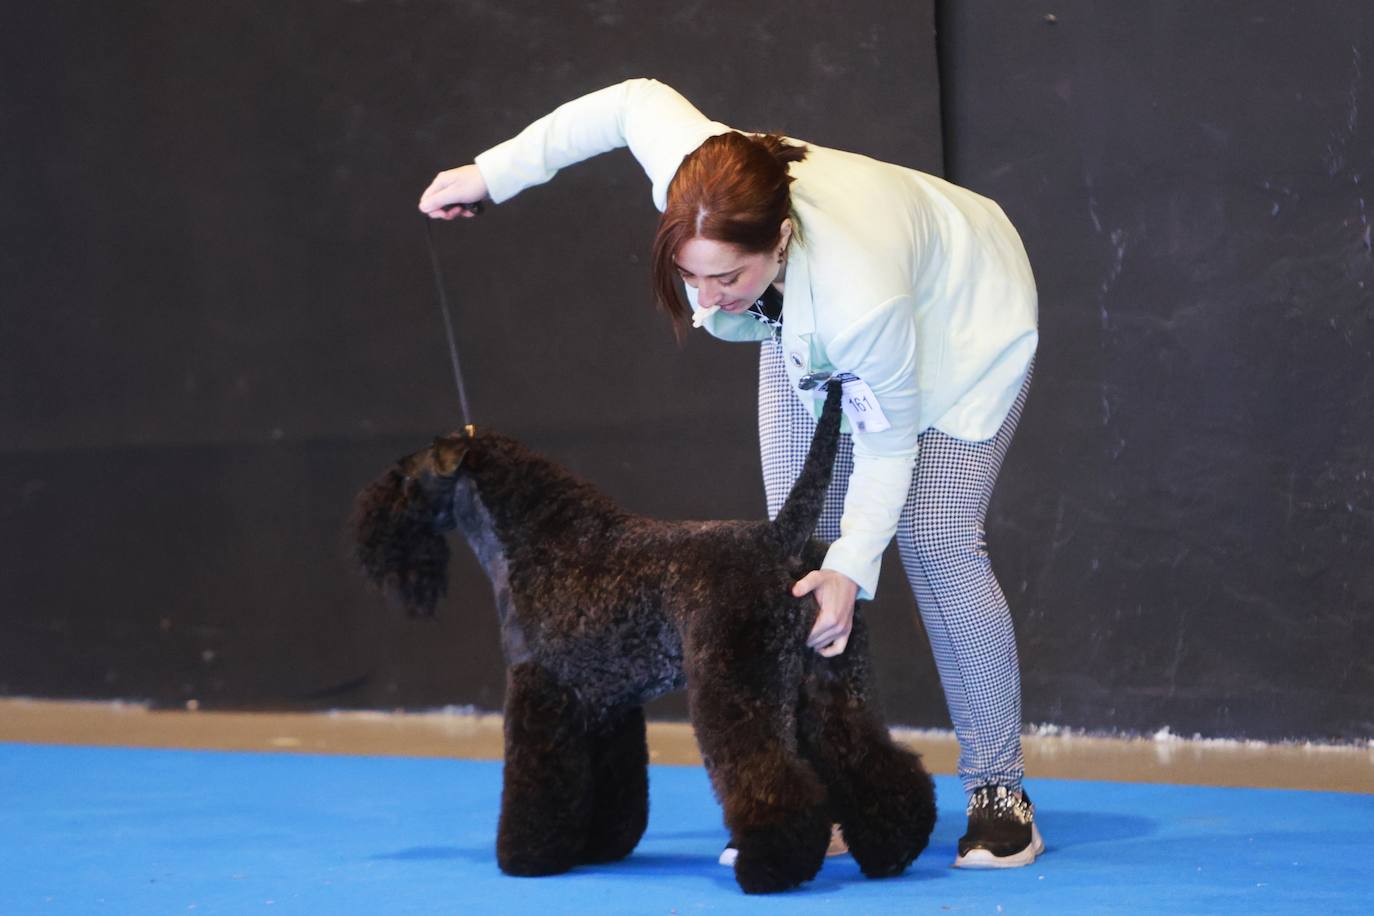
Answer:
[{"left": 758, "top": 339, "right": 1033, "bottom": 795}]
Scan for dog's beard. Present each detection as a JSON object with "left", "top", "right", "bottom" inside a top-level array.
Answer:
[{"left": 353, "top": 467, "right": 455, "bottom": 616}]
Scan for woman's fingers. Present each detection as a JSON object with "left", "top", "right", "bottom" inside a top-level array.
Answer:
[
  {"left": 805, "top": 603, "right": 849, "bottom": 649},
  {"left": 807, "top": 621, "right": 847, "bottom": 649},
  {"left": 418, "top": 173, "right": 453, "bottom": 211},
  {"left": 796, "top": 568, "right": 858, "bottom": 657},
  {"left": 816, "top": 634, "right": 850, "bottom": 658},
  {"left": 792, "top": 570, "right": 823, "bottom": 597},
  {"left": 427, "top": 202, "right": 478, "bottom": 220},
  {"left": 419, "top": 165, "right": 489, "bottom": 216},
  {"left": 807, "top": 613, "right": 849, "bottom": 655}
]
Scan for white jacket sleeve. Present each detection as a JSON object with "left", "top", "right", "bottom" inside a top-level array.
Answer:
[
  {"left": 474, "top": 79, "right": 731, "bottom": 211},
  {"left": 818, "top": 296, "right": 924, "bottom": 599}
]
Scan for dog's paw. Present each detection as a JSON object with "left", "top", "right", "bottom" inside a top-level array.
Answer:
[
  {"left": 578, "top": 824, "right": 642, "bottom": 865},
  {"left": 844, "top": 823, "right": 924, "bottom": 879},
  {"left": 496, "top": 847, "right": 579, "bottom": 878},
  {"left": 842, "top": 767, "right": 937, "bottom": 879},
  {"left": 732, "top": 809, "right": 829, "bottom": 894}
]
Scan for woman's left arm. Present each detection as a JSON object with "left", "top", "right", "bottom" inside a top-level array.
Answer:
[{"left": 801, "top": 295, "right": 925, "bottom": 655}]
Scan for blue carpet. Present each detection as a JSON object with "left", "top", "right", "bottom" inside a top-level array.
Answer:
[{"left": 0, "top": 743, "right": 1369, "bottom": 914}]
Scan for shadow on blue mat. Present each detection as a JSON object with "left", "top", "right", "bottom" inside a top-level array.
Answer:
[
  {"left": 1, "top": 743, "right": 1371, "bottom": 915},
  {"left": 1037, "top": 809, "right": 1158, "bottom": 849},
  {"left": 372, "top": 845, "right": 479, "bottom": 862}
]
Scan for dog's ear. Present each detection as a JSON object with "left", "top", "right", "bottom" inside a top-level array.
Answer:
[{"left": 430, "top": 432, "right": 473, "bottom": 477}]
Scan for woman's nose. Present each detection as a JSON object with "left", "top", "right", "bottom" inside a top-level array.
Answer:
[{"left": 700, "top": 281, "right": 722, "bottom": 306}]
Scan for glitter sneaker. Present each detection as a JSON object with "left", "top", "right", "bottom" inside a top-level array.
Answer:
[{"left": 952, "top": 785, "right": 1045, "bottom": 869}]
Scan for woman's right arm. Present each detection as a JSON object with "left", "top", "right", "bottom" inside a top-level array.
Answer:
[{"left": 419, "top": 78, "right": 729, "bottom": 218}]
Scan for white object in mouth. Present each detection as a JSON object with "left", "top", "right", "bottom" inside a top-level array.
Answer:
[{"left": 691, "top": 305, "right": 721, "bottom": 328}]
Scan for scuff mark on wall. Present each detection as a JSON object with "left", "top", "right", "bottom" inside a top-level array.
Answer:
[{"left": 1098, "top": 227, "right": 1128, "bottom": 426}]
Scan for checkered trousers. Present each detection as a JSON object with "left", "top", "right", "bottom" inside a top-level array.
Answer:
[{"left": 758, "top": 339, "right": 1034, "bottom": 794}]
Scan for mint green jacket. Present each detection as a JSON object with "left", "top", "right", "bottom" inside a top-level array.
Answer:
[{"left": 475, "top": 79, "right": 1038, "bottom": 598}]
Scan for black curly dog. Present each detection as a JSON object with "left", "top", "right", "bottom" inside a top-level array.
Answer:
[{"left": 353, "top": 383, "right": 935, "bottom": 894}]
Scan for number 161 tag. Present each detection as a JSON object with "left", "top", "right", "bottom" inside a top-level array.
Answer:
[{"left": 822, "top": 375, "right": 891, "bottom": 434}]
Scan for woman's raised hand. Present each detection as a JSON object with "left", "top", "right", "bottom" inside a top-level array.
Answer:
[{"left": 419, "top": 164, "right": 490, "bottom": 219}]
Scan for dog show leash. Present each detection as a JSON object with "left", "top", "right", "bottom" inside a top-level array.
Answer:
[{"left": 422, "top": 203, "right": 483, "bottom": 433}]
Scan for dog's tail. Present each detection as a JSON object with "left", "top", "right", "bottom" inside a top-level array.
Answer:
[{"left": 769, "top": 381, "right": 845, "bottom": 557}]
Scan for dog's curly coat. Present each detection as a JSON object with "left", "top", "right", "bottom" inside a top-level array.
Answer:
[{"left": 353, "top": 383, "right": 936, "bottom": 893}]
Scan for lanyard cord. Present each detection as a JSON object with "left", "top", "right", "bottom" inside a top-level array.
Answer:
[{"left": 422, "top": 215, "right": 473, "bottom": 428}]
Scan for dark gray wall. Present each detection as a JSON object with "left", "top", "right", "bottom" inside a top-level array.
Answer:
[
  {"left": 3, "top": 1, "right": 1371, "bottom": 742},
  {"left": 942, "top": 1, "right": 1374, "bottom": 740}
]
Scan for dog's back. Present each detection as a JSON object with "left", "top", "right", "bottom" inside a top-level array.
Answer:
[{"left": 354, "top": 381, "right": 843, "bottom": 627}]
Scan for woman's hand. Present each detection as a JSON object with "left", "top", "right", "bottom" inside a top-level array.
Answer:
[
  {"left": 794, "top": 569, "right": 859, "bottom": 657},
  {"left": 419, "top": 164, "right": 489, "bottom": 219}
]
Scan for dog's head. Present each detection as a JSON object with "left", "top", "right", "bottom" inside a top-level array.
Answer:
[
  {"left": 352, "top": 427, "right": 479, "bottom": 616},
  {"left": 395, "top": 430, "right": 475, "bottom": 531},
  {"left": 399, "top": 428, "right": 473, "bottom": 478}
]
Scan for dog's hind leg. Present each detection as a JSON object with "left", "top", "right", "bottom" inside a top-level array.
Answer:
[
  {"left": 685, "top": 615, "right": 830, "bottom": 894},
  {"left": 580, "top": 705, "right": 649, "bottom": 864},
  {"left": 496, "top": 662, "right": 596, "bottom": 876},
  {"left": 797, "top": 613, "right": 937, "bottom": 879}
]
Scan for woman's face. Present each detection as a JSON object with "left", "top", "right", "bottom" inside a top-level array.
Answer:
[{"left": 674, "top": 223, "right": 790, "bottom": 312}]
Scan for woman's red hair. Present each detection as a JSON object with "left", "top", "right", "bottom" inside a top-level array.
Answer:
[{"left": 652, "top": 132, "right": 808, "bottom": 339}]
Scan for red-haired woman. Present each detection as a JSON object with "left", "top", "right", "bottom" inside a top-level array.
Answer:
[{"left": 419, "top": 79, "right": 1042, "bottom": 869}]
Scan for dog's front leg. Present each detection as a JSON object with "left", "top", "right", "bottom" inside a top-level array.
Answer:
[
  {"left": 685, "top": 615, "right": 830, "bottom": 894},
  {"left": 581, "top": 705, "right": 649, "bottom": 864},
  {"left": 496, "top": 662, "right": 595, "bottom": 876}
]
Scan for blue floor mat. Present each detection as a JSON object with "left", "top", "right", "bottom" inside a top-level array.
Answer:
[{"left": 1, "top": 743, "right": 1370, "bottom": 914}]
